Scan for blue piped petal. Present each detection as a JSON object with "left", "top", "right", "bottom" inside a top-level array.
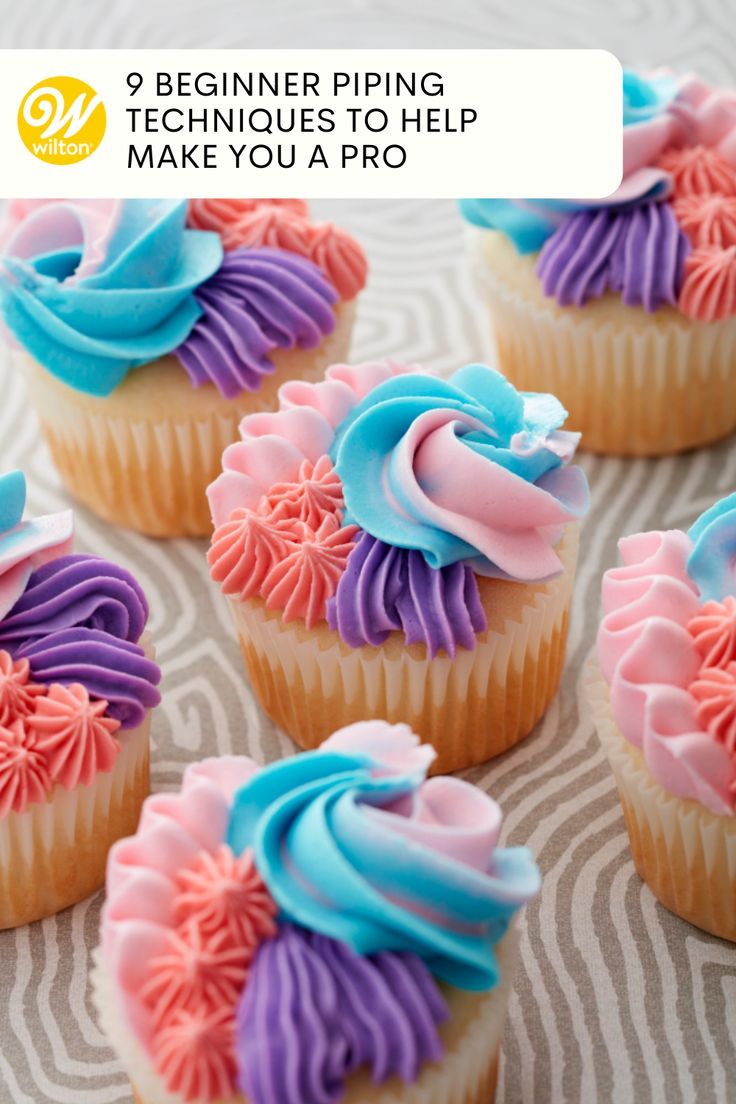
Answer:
[
  {"left": 0, "top": 471, "right": 26, "bottom": 533},
  {"left": 687, "top": 494, "right": 736, "bottom": 601}
]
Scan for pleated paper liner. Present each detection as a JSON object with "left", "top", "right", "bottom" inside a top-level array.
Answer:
[
  {"left": 21, "top": 301, "right": 356, "bottom": 539},
  {"left": 0, "top": 710, "right": 150, "bottom": 929},
  {"left": 92, "top": 929, "right": 518, "bottom": 1104},
  {"left": 467, "top": 227, "right": 736, "bottom": 457},
  {"left": 228, "top": 525, "right": 578, "bottom": 775},
  {"left": 585, "top": 658, "right": 736, "bottom": 941}
]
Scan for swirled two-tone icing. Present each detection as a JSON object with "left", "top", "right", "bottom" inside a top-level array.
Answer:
[
  {"left": 0, "top": 200, "right": 223, "bottom": 395},
  {"left": 1, "top": 197, "right": 363, "bottom": 399},
  {"left": 100, "top": 722, "right": 539, "bottom": 1104},
  {"left": 227, "top": 724, "right": 539, "bottom": 990},
  {"left": 597, "top": 499, "right": 736, "bottom": 815},
  {"left": 330, "top": 364, "right": 588, "bottom": 579}
]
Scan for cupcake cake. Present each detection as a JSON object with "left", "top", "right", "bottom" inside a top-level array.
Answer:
[
  {"left": 461, "top": 70, "right": 736, "bottom": 456},
  {"left": 94, "top": 720, "right": 540, "bottom": 1104},
  {"left": 207, "top": 360, "right": 589, "bottom": 772},
  {"left": 0, "top": 198, "right": 366, "bottom": 536},
  {"left": 588, "top": 494, "right": 736, "bottom": 939},
  {"left": 0, "top": 470, "right": 160, "bottom": 928}
]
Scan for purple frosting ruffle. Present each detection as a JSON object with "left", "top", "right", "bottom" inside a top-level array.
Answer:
[
  {"left": 327, "top": 532, "right": 488, "bottom": 657},
  {"left": 0, "top": 554, "right": 160, "bottom": 728},
  {"left": 0, "top": 554, "right": 148, "bottom": 646},
  {"left": 174, "top": 246, "right": 338, "bottom": 399},
  {"left": 13, "top": 628, "right": 160, "bottom": 729},
  {"left": 235, "top": 925, "right": 447, "bottom": 1104},
  {"left": 536, "top": 202, "right": 690, "bottom": 312}
]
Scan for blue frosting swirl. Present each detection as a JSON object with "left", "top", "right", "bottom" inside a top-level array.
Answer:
[
  {"left": 0, "top": 200, "right": 222, "bottom": 396},
  {"left": 0, "top": 471, "right": 25, "bottom": 533},
  {"left": 328, "top": 364, "right": 588, "bottom": 578},
  {"left": 226, "top": 747, "right": 539, "bottom": 991},
  {"left": 622, "top": 70, "right": 678, "bottom": 126},
  {"left": 686, "top": 493, "right": 736, "bottom": 602}
]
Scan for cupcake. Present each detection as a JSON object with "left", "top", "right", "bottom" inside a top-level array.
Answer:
[
  {"left": 588, "top": 494, "right": 736, "bottom": 939},
  {"left": 94, "top": 720, "right": 540, "bottom": 1104},
  {"left": 461, "top": 70, "right": 736, "bottom": 456},
  {"left": 207, "top": 361, "right": 589, "bottom": 772},
  {"left": 0, "top": 198, "right": 366, "bottom": 537},
  {"left": 0, "top": 470, "right": 160, "bottom": 928}
]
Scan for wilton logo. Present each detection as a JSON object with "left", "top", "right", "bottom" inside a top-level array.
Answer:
[{"left": 18, "top": 76, "right": 106, "bottom": 165}]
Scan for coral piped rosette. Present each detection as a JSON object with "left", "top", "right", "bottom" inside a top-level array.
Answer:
[
  {"left": 1, "top": 198, "right": 366, "bottom": 537},
  {"left": 187, "top": 198, "right": 368, "bottom": 302},
  {"left": 591, "top": 493, "right": 736, "bottom": 940},
  {"left": 94, "top": 722, "right": 540, "bottom": 1104},
  {"left": 0, "top": 471, "right": 160, "bottom": 929},
  {"left": 207, "top": 361, "right": 587, "bottom": 770},
  {"left": 460, "top": 69, "right": 736, "bottom": 456}
]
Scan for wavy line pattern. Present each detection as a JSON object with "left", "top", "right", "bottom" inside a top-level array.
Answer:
[{"left": 1, "top": 1, "right": 736, "bottom": 1102}]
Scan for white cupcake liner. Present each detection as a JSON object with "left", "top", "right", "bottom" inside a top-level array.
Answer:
[
  {"left": 21, "top": 302, "right": 356, "bottom": 537},
  {"left": 227, "top": 526, "right": 579, "bottom": 773},
  {"left": 585, "top": 656, "right": 736, "bottom": 940},
  {"left": 0, "top": 710, "right": 151, "bottom": 929}
]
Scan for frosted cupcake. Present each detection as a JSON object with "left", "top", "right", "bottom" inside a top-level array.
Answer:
[
  {"left": 461, "top": 70, "right": 736, "bottom": 456},
  {"left": 588, "top": 494, "right": 736, "bottom": 939},
  {"left": 0, "top": 198, "right": 366, "bottom": 536},
  {"left": 0, "top": 471, "right": 160, "bottom": 928},
  {"left": 207, "top": 361, "right": 589, "bottom": 772},
  {"left": 94, "top": 720, "right": 540, "bottom": 1104}
]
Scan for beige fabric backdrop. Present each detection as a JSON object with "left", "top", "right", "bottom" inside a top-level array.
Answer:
[{"left": 1, "top": 2, "right": 735, "bottom": 1102}]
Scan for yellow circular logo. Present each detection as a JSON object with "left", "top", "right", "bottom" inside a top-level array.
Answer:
[{"left": 18, "top": 76, "right": 105, "bottom": 165}]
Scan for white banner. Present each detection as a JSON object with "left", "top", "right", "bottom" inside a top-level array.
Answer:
[{"left": 2, "top": 49, "right": 622, "bottom": 198}]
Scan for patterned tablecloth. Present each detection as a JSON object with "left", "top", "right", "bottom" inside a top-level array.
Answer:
[{"left": 1, "top": 2, "right": 735, "bottom": 1102}]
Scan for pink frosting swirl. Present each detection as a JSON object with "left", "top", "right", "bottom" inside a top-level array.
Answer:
[
  {"left": 617, "top": 73, "right": 736, "bottom": 196},
  {"left": 598, "top": 529, "right": 736, "bottom": 814}
]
